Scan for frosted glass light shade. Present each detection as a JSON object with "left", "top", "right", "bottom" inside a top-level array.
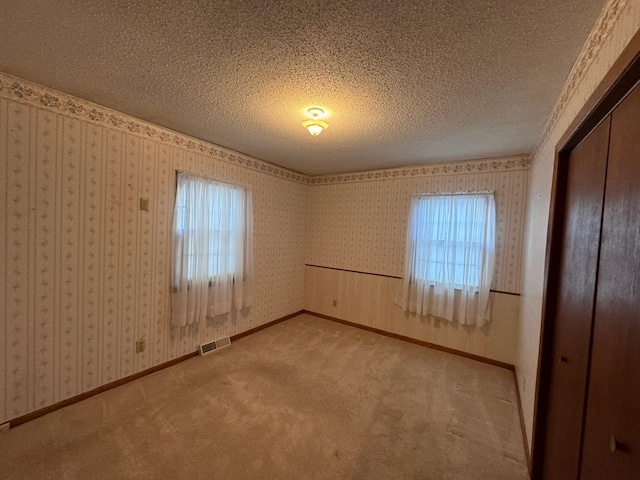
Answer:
[{"left": 301, "top": 119, "right": 329, "bottom": 136}]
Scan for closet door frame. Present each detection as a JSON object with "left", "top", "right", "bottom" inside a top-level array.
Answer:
[{"left": 531, "top": 31, "right": 640, "bottom": 480}]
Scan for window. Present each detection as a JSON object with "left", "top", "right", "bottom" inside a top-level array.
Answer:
[
  {"left": 171, "top": 173, "right": 253, "bottom": 327},
  {"left": 395, "top": 193, "right": 496, "bottom": 326},
  {"left": 173, "top": 177, "right": 244, "bottom": 280}
]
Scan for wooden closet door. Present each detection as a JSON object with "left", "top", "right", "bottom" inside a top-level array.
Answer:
[
  {"left": 539, "top": 117, "right": 611, "bottom": 479},
  {"left": 580, "top": 83, "right": 640, "bottom": 478}
]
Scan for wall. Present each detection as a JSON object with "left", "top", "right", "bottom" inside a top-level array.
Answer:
[
  {"left": 0, "top": 73, "right": 308, "bottom": 424},
  {"left": 516, "top": 0, "right": 640, "bottom": 449},
  {"left": 4, "top": 0, "right": 636, "bottom": 438},
  {"left": 305, "top": 157, "right": 529, "bottom": 364}
]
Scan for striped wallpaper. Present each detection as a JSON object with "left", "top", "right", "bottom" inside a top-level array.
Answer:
[
  {"left": 0, "top": 83, "right": 308, "bottom": 423},
  {"left": 517, "top": 0, "right": 640, "bottom": 447},
  {"left": 306, "top": 162, "right": 530, "bottom": 294}
]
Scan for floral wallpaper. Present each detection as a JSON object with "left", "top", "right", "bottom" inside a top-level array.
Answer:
[
  {"left": 0, "top": 71, "right": 533, "bottom": 425},
  {"left": 0, "top": 74, "right": 308, "bottom": 185},
  {"left": 0, "top": 77, "right": 308, "bottom": 423},
  {"left": 308, "top": 156, "right": 530, "bottom": 185},
  {"left": 306, "top": 159, "right": 530, "bottom": 294},
  {"left": 518, "top": 0, "right": 639, "bottom": 448},
  {"left": 532, "top": 0, "right": 629, "bottom": 159}
]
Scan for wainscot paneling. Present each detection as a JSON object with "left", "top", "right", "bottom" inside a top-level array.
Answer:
[
  {"left": 304, "top": 158, "right": 529, "bottom": 365},
  {"left": 0, "top": 73, "right": 308, "bottom": 423},
  {"left": 304, "top": 266, "right": 519, "bottom": 365}
]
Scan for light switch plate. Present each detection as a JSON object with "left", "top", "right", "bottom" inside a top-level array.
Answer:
[{"left": 139, "top": 197, "right": 150, "bottom": 211}]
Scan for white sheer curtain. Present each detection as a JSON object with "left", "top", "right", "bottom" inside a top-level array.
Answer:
[
  {"left": 394, "top": 193, "right": 496, "bottom": 327},
  {"left": 171, "top": 173, "right": 253, "bottom": 327}
]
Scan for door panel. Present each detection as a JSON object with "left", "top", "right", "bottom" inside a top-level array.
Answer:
[
  {"left": 581, "top": 84, "right": 640, "bottom": 479},
  {"left": 540, "top": 118, "right": 611, "bottom": 479}
]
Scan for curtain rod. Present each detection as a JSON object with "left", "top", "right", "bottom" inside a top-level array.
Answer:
[
  {"left": 175, "top": 169, "right": 252, "bottom": 191},
  {"left": 412, "top": 190, "right": 494, "bottom": 197}
]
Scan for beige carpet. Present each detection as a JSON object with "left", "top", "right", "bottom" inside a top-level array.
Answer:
[{"left": 0, "top": 314, "right": 529, "bottom": 479}]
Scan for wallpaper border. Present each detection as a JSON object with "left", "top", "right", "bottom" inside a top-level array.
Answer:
[
  {"left": 0, "top": 72, "right": 309, "bottom": 185},
  {"left": 0, "top": 71, "right": 532, "bottom": 184},
  {"left": 308, "top": 155, "right": 531, "bottom": 185},
  {"left": 532, "top": 0, "right": 628, "bottom": 160}
]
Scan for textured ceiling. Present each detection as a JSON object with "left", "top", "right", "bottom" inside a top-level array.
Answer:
[{"left": 0, "top": 0, "right": 605, "bottom": 175}]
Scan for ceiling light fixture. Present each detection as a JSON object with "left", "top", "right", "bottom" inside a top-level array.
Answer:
[{"left": 301, "top": 107, "right": 329, "bottom": 136}]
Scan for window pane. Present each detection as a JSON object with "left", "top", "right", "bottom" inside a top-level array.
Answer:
[
  {"left": 173, "top": 174, "right": 245, "bottom": 282},
  {"left": 410, "top": 195, "right": 490, "bottom": 290}
]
